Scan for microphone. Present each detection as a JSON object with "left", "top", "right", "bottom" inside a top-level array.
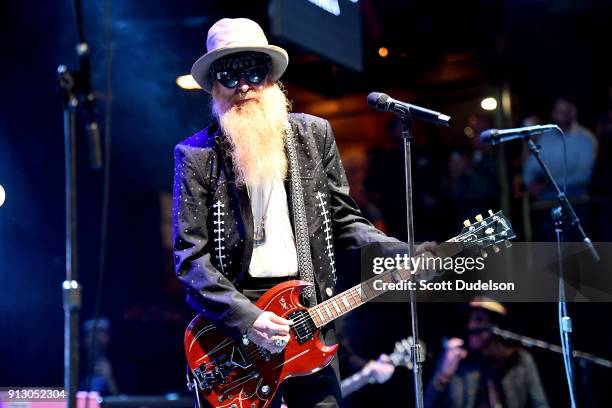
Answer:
[
  {"left": 480, "top": 124, "right": 560, "bottom": 145},
  {"left": 77, "top": 42, "right": 103, "bottom": 170},
  {"left": 367, "top": 92, "right": 451, "bottom": 126}
]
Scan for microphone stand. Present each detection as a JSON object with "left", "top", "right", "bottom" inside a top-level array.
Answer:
[
  {"left": 493, "top": 325, "right": 612, "bottom": 407},
  {"left": 57, "top": 1, "right": 103, "bottom": 406},
  {"left": 399, "top": 111, "right": 426, "bottom": 408},
  {"left": 492, "top": 327, "right": 612, "bottom": 369},
  {"left": 57, "top": 66, "right": 81, "bottom": 408},
  {"left": 525, "top": 135, "right": 600, "bottom": 408}
]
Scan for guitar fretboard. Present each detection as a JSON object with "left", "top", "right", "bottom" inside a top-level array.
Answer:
[{"left": 307, "top": 240, "right": 463, "bottom": 328}]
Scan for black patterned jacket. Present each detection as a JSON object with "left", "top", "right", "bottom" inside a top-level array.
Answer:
[{"left": 173, "top": 113, "right": 400, "bottom": 339}]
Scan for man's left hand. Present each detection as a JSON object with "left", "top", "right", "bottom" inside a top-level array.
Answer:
[
  {"left": 414, "top": 241, "right": 441, "bottom": 281},
  {"left": 415, "top": 241, "right": 439, "bottom": 257}
]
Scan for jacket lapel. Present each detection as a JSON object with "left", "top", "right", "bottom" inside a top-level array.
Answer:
[{"left": 214, "top": 131, "right": 254, "bottom": 280}]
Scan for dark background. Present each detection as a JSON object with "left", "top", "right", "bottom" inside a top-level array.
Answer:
[{"left": 1, "top": 0, "right": 611, "bottom": 406}]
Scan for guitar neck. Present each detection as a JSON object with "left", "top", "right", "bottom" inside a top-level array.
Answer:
[
  {"left": 307, "top": 240, "right": 462, "bottom": 328},
  {"left": 340, "top": 343, "right": 412, "bottom": 397},
  {"left": 340, "top": 369, "right": 373, "bottom": 397}
]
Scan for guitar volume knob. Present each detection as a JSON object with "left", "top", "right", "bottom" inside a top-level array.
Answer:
[{"left": 261, "top": 384, "right": 270, "bottom": 395}]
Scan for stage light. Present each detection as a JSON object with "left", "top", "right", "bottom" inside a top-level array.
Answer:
[
  {"left": 176, "top": 75, "right": 201, "bottom": 90},
  {"left": 481, "top": 97, "right": 498, "bottom": 111},
  {"left": 63, "top": 280, "right": 79, "bottom": 289},
  {"left": 0, "top": 184, "right": 5, "bottom": 207},
  {"left": 464, "top": 126, "right": 474, "bottom": 137},
  {"left": 378, "top": 47, "right": 389, "bottom": 58}
]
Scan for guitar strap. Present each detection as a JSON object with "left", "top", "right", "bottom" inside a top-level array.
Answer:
[{"left": 284, "top": 122, "right": 317, "bottom": 306}]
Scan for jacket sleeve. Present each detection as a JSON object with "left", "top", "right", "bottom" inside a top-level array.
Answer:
[
  {"left": 522, "top": 351, "right": 550, "bottom": 408},
  {"left": 173, "top": 144, "right": 262, "bottom": 339},
  {"left": 321, "top": 119, "right": 402, "bottom": 250},
  {"left": 424, "top": 366, "right": 454, "bottom": 408}
]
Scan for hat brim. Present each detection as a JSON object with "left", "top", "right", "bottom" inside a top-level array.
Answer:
[
  {"left": 469, "top": 297, "right": 507, "bottom": 316},
  {"left": 191, "top": 45, "right": 288, "bottom": 93}
]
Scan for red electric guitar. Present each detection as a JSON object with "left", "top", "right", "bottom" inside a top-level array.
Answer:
[{"left": 184, "top": 211, "right": 515, "bottom": 408}]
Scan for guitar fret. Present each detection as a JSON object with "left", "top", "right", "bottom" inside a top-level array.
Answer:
[
  {"left": 332, "top": 300, "right": 341, "bottom": 314},
  {"left": 337, "top": 298, "right": 347, "bottom": 313},
  {"left": 352, "top": 289, "right": 361, "bottom": 307},
  {"left": 342, "top": 296, "right": 350, "bottom": 309},
  {"left": 363, "top": 281, "right": 375, "bottom": 299},
  {"left": 316, "top": 308, "right": 324, "bottom": 323},
  {"left": 324, "top": 304, "right": 333, "bottom": 318},
  {"left": 360, "top": 284, "right": 368, "bottom": 299},
  {"left": 310, "top": 309, "right": 321, "bottom": 327},
  {"left": 347, "top": 290, "right": 355, "bottom": 307},
  {"left": 356, "top": 288, "right": 363, "bottom": 303}
]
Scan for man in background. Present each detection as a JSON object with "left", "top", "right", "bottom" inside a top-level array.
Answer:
[
  {"left": 425, "top": 299, "right": 549, "bottom": 408},
  {"left": 80, "top": 318, "right": 119, "bottom": 396},
  {"left": 523, "top": 97, "right": 598, "bottom": 200}
]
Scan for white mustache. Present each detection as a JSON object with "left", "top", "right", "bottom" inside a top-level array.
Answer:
[{"left": 237, "top": 92, "right": 257, "bottom": 101}]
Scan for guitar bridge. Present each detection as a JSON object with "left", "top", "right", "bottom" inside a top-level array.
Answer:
[
  {"left": 192, "top": 342, "right": 254, "bottom": 390},
  {"left": 192, "top": 366, "right": 215, "bottom": 390}
]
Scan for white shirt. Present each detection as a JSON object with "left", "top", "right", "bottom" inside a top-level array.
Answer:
[{"left": 247, "top": 177, "right": 298, "bottom": 278}]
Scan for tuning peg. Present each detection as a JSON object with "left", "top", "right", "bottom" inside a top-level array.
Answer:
[
  {"left": 488, "top": 209, "right": 495, "bottom": 217},
  {"left": 475, "top": 214, "right": 483, "bottom": 222},
  {"left": 504, "top": 240, "right": 512, "bottom": 248},
  {"left": 492, "top": 245, "right": 500, "bottom": 253},
  {"left": 463, "top": 219, "right": 471, "bottom": 227},
  {"left": 480, "top": 249, "right": 488, "bottom": 258}
]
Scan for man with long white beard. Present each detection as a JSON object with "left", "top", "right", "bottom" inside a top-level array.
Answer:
[{"left": 173, "top": 18, "right": 430, "bottom": 407}]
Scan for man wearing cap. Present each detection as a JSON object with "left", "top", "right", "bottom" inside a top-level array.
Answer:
[
  {"left": 173, "top": 18, "right": 433, "bottom": 407},
  {"left": 425, "top": 298, "right": 549, "bottom": 408}
]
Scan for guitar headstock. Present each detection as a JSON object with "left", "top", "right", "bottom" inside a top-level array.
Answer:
[
  {"left": 452, "top": 210, "right": 516, "bottom": 256},
  {"left": 389, "top": 337, "right": 425, "bottom": 369}
]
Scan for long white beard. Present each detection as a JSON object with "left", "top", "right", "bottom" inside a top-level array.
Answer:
[{"left": 212, "top": 83, "right": 291, "bottom": 187}]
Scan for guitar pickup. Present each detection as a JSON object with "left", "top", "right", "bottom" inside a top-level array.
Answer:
[{"left": 288, "top": 310, "right": 315, "bottom": 344}]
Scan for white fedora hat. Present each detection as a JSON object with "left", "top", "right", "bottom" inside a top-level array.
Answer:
[{"left": 191, "top": 18, "right": 289, "bottom": 93}]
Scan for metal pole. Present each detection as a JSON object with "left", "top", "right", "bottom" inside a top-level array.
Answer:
[
  {"left": 525, "top": 135, "right": 600, "bottom": 407},
  {"left": 401, "top": 116, "right": 425, "bottom": 408},
  {"left": 58, "top": 65, "right": 83, "bottom": 408},
  {"left": 57, "top": 0, "right": 102, "bottom": 403}
]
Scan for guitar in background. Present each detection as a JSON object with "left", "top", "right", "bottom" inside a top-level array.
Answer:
[{"left": 340, "top": 337, "right": 425, "bottom": 397}]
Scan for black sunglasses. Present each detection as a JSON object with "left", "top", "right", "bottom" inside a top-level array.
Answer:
[{"left": 214, "top": 65, "right": 270, "bottom": 89}]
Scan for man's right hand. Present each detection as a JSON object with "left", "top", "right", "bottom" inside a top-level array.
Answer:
[
  {"left": 247, "top": 311, "right": 293, "bottom": 354},
  {"left": 438, "top": 337, "right": 467, "bottom": 384},
  {"left": 363, "top": 354, "right": 395, "bottom": 384}
]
